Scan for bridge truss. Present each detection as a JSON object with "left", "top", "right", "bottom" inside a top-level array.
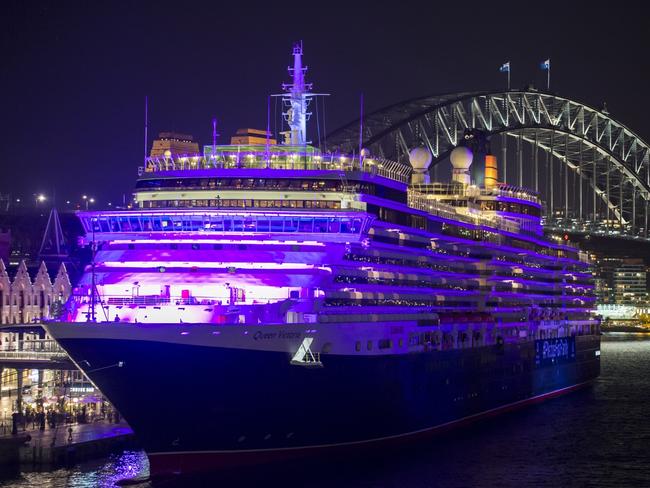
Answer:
[{"left": 326, "top": 91, "right": 650, "bottom": 238}]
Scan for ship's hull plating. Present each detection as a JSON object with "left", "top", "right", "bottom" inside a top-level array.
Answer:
[{"left": 49, "top": 324, "right": 600, "bottom": 476}]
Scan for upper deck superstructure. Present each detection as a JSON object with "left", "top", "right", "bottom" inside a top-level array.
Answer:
[{"left": 63, "top": 42, "right": 596, "bottom": 351}]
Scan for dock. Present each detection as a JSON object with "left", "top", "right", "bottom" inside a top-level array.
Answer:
[{"left": 0, "top": 421, "right": 136, "bottom": 468}]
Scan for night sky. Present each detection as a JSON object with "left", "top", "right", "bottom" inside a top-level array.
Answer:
[{"left": 2, "top": 1, "right": 649, "bottom": 208}]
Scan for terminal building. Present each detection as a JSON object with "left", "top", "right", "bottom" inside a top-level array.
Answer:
[
  {"left": 0, "top": 260, "right": 72, "bottom": 325},
  {"left": 0, "top": 260, "right": 77, "bottom": 417}
]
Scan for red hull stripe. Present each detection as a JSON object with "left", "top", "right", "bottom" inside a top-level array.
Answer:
[{"left": 148, "top": 381, "right": 592, "bottom": 476}]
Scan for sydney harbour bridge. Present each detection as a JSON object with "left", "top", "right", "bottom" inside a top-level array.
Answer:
[{"left": 325, "top": 90, "right": 650, "bottom": 240}]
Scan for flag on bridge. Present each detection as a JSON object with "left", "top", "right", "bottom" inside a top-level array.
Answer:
[
  {"left": 540, "top": 59, "right": 551, "bottom": 90},
  {"left": 500, "top": 62, "right": 511, "bottom": 90}
]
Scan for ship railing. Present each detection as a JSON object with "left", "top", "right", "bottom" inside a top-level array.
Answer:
[
  {"left": 78, "top": 212, "right": 367, "bottom": 237},
  {"left": 140, "top": 154, "right": 412, "bottom": 184},
  {"left": 65, "top": 293, "right": 295, "bottom": 323},
  {"left": 69, "top": 294, "right": 230, "bottom": 308},
  {"left": 407, "top": 191, "right": 521, "bottom": 233},
  {"left": 409, "top": 183, "right": 540, "bottom": 205}
]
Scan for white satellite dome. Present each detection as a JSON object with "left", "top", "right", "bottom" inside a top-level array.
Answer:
[
  {"left": 449, "top": 146, "right": 473, "bottom": 169},
  {"left": 409, "top": 146, "right": 432, "bottom": 171}
]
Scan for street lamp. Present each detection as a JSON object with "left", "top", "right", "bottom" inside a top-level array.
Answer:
[{"left": 83, "top": 196, "right": 94, "bottom": 210}]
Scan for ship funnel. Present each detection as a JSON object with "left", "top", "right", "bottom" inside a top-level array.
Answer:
[
  {"left": 450, "top": 146, "right": 473, "bottom": 185},
  {"left": 409, "top": 147, "right": 432, "bottom": 184},
  {"left": 484, "top": 154, "right": 498, "bottom": 188}
]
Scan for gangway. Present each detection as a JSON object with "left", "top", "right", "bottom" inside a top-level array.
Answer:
[{"left": 290, "top": 337, "right": 323, "bottom": 368}]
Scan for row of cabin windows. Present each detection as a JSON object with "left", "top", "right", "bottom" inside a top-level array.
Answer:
[
  {"left": 137, "top": 177, "right": 353, "bottom": 191},
  {"left": 335, "top": 274, "right": 480, "bottom": 290},
  {"left": 370, "top": 226, "right": 580, "bottom": 267},
  {"left": 343, "top": 252, "right": 470, "bottom": 274},
  {"left": 366, "top": 208, "right": 580, "bottom": 271},
  {"left": 345, "top": 249, "right": 585, "bottom": 277},
  {"left": 141, "top": 199, "right": 342, "bottom": 210},
  {"left": 325, "top": 298, "right": 476, "bottom": 307},
  {"left": 135, "top": 178, "right": 407, "bottom": 203},
  {"left": 326, "top": 298, "right": 576, "bottom": 309},
  {"left": 123, "top": 243, "right": 301, "bottom": 252},
  {"left": 442, "top": 224, "right": 578, "bottom": 261},
  {"left": 354, "top": 338, "right": 401, "bottom": 352},
  {"left": 366, "top": 201, "right": 577, "bottom": 262},
  {"left": 352, "top": 324, "right": 598, "bottom": 353},
  {"left": 334, "top": 276, "right": 585, "bottom": 297},
  {"left": 340, "top": 260, "right": 591, "bottom": 296}
]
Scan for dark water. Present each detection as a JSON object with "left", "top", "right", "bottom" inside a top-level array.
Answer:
[{"left": 2, "top": 334, "right": 649, "bottom": 487}]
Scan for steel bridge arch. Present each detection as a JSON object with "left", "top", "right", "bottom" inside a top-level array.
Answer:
[{"left": 326, "top": 90, "right": 650, "bottom": 237}]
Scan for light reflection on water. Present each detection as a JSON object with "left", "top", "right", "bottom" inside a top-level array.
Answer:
[
  {"left": 0, "top": 450, "right": 150, "bottom": 488},
  {"left": 1, "top": 333, "right": 649, "bottom": 487}
]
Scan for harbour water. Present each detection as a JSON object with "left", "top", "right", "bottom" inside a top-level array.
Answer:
[{"left": 1, "top": 333, "right": 648, "bottom": 487}]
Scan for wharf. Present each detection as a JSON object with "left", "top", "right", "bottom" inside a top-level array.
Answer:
[{"left": 0, "top": 421, "right": 136, "bottom": 468}]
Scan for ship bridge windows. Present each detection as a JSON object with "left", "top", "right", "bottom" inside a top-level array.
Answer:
[
  {"left": 81, "top": 214, "right": 364, "bottom": 235},
  {"left": 141, "top": 199, "right": 343, "bottom": 210}
]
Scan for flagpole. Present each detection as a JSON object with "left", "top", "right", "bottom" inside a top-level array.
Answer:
[
  {"left": 547, "top": 62, "right": 550, "bottom": 91},
  {"left": 508, "top": 69, "right": 511, "bottom": 91}
]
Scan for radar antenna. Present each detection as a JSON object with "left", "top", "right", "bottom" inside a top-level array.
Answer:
[{"left": 272, "top": 41, "right": 328, "bottom": 146}]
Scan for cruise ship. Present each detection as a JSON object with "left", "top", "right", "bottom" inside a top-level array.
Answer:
[{"left": 46, "top": 43, "right": 601, "bottom": 477}]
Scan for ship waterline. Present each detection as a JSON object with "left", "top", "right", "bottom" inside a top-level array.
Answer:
[{"left": 47, "top": 321, "right": 600, "bottom": 476}]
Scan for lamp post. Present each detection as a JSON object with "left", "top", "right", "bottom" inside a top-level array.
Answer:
[
  {"left": 82, "top": 195, "right": 94, "bottom": 210},
  {"left": 35, "top": 194, "right": 46, "bottom": 207}
]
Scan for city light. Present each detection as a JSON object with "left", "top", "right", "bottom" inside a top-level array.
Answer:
[{"left": 36, "top": 194, "right": 46, "bottom": 203}]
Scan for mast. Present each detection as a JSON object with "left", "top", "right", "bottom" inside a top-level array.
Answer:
[
  {"left": 90, "top": 218, "right": 96, "bottom": 322},
  {"left": 212, "top": 117, "right": 218, "bottom": 158},
  {"left": 144, "top": 96, "right": 149, "bottom": 162},
  {"left": 282, "top": 41, "right": 313, "bottom": 146}
]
